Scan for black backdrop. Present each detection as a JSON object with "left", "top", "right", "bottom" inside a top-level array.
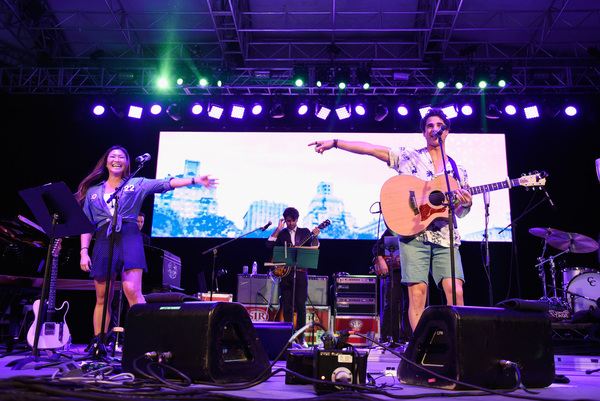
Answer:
[{"left": 2, "top": 93, "right": 599, "bottom": 343}]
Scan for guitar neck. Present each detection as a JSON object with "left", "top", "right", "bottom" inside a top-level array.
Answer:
[{"left": 464, "top": 178, "right": 519, "bottom": 196}]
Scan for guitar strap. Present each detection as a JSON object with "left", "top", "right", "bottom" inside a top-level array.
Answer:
[{"left": 448, "top": 156, "right": 462, "bottom": 186}]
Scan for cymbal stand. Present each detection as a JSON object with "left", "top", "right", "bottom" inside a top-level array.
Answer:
[{"left": 535, "top": 248, "right": 570, "bottom": 303}]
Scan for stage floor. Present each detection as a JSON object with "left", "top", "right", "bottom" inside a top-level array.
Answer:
[{"left": 0, "top": 344, "right": 599, "bottom": 401}]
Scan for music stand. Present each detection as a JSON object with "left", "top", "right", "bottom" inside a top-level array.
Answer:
[
  {"left": 273, "top": 246, "right": 319, "bottom": 336},
  {"left": 10, "top": 182, "right": 93, "bottom": 370}
]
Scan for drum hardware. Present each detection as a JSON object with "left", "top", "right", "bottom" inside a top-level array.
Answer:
[
  {"left": 548, "top": 284, "right": 600, "bottom": 312},
  {"left": 535, "top": 251, "right": 570, "bottom": 303}
]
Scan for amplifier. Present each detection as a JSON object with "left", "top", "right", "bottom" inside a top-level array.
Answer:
[
  {"left": 237, "top": 274, "right": 279, "bottom": 304},
  {"left": 334, "top": 275, "right": 377, "bottom": 295},
  {"left": 242, "top": 304, "right": 279, "bottom": 322},
  {"left": 335, "top": 296, "right": 377, "bottom": 315},
  {"left": 334, "top": 315, "right": 380, "bottom": 346},
  {"left": 308, "top": 275, "right": 328, "bottom": 306}
]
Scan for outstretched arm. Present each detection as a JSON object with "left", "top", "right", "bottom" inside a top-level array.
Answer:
[
  {"left": 169, "top": 175, "right": 218, "bottom": 190},
  {"left": 309, "top": 139, "right": 390, "bottom": 164}
]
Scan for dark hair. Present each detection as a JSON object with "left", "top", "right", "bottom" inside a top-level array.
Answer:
[
  {"left": 138, "top": 212, "right": 146, "bottom": 218},
  {"left": 283, "top": 207, "right": 299, "bottom": 221},
  {"left": 74, "top": 146, "right": 130, "bottom": 204},
  {"left": 419, "top": 108, "right": 451, "bottom": 132}
]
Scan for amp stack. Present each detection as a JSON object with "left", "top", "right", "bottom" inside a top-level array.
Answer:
[{"left": 333, "top": 274, "right": 380, "bottom": 346}]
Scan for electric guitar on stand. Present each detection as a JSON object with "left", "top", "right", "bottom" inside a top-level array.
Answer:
[
  {"left": 272, "top": 219, "right": 331, "bottom": 278},
  {"left": 380, "top": 172, "right": 547, "bottom": 236},
  {"left": 27, "top": 238, "right": 71, "bottom": 350}
]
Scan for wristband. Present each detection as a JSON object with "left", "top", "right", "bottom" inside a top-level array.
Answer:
[
  {"left": 81, "top": 247, "right": 89, "bottom": 250},
  {"left": 333, "top": 139, "right": 338, "bottom": 148},
  {"left": 191, "top": 177, "right": 196, "bottom": 185}
]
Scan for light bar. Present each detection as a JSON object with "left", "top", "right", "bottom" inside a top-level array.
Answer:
[
  {"left": 208, "top": 104, "right": 224, "bottom": 119},
  {"left": 524, "top": 105, "right": 540, "bottom": 119},
  {"left": 128, "top": 105, "right": 143, "bottom": 119},
  {"left": 335, "top": 105, "right": 351, "bottom": 120},
  {"left": 231, "top": 104, "right": 245, "bottom": 119}
]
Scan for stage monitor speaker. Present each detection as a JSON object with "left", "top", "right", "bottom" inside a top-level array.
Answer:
[
  {"left": 398, "top": 306, "right": 555, "bottom": 390},
  {"left": 253, "top": 321, "right": 294, "bottom": 360},
  {"left": 122, "top": 301, "right": 271, "bottom": 383}
]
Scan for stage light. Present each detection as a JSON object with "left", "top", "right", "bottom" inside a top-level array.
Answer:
[
  {"left": 150, "top": 104, "right": 162, "bottom": 115},
  {"left": 315, "top": 103, "right": 331, "bottom": 120},
  {"left": 208, "top": 103, "right": 224, "bottom": 119},
  {"left": 356, "top": 67, "right": 372, "bottom": 90},
  {"left": 298, "top": 103, "right": 309, "bottom": 116},
  {"left": 565, "top": 106, "right": 577, "bottom": 116},
  {"left": 197, "top": 68, "right": 213, "bottom": 87},
  {"left": 157, "top": 77, "right": 169, "bottom": 89},
  {"left": 334, "top": 67, "right": 351, "bottom": 90},
  {"left": 166, "top": 104, "right": 181, "bottom": 121},
  {"left": 441, "top": 105, "right": 458, "bottom": 119},
  {"left": 432, "top": 66, "right": 451, "bottom": 89},
  {"left": 452, "top": 66, "right": 469, "bottom": 90},
  {"left": 270, "top": 103, "right": 285, "bottom": 119},
  {"left": 335, "top": 104, "right": 351, "bottom": 120},
  {"left": 460, "top": 104, "right": 473, "bottom": 116},
  {"left": 251, "top": 104, "right": 263, "bottom": 115},
  {"left": 355, "top": 103, "right": 366, "bottom": 116},
  {"left": 397, "top": 105, "right": 409, "bottom": 116},
  {"left": 128, "top": 105, "right": 143, "bottom": 119},
  {"left": 505, "top": 104, "right": 517, "bottom": 115},
  {"left": 231, "top": 104, "right": 245, "bottom": 119},
  {"left": 495, "top": 64, "right": 512, "bottom": 88},
  {"left": 315, "top": 67, "right": 329, "bottom": 88},
  {"left": 292, "top": 65, "right": 309, "bottom": 87},
  {"left": 92, "top": 105, "right": 105, "bottom": 116},
  {"left": 473, "top": 65, "right": 490, "bottom": 89},
  {"left": 419, "top": 106, "right": 431, "bottom": 118},
  {"left": 374, "top": 104, "right": 388, "bottom": 121},
  {"left": 524, "top": 105, "right": 540, "bottom": 119},
  {"left": 191, "top": 104, "right": 203, "bottom": 115},
  {"left": 485, "top": 104, "right": 502, "bottom": 119}
]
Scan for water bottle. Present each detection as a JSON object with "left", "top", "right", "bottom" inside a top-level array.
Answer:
[
  {"left": 251, "top": 261, "right": 258, "bottom": 275},
  {"left": 242, "top": 265, "right": 249, "bottom": 274}
]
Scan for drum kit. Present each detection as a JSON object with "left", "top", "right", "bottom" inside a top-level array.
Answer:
[{"left": 529, "top": 227, "right": 600, "bottom": 315}]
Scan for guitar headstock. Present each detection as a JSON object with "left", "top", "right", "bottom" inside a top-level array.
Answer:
[
  {"left": 518, "top": 171, "right": 547, "bottom": 188},
  {"left": 318, "top": 219, "right": 331, "bottom": 229},
  {"left": 51, "top": 238, "right": 62, "bottom": 257}
]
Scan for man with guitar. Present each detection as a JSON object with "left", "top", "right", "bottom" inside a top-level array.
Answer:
[
  {"left": 310, "top": 108, "right": 472, "bottom": 332},
  {"left": 266, "top": 207, "right": 320, "bottom": 346}
]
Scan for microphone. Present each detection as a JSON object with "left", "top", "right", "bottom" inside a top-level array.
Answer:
[
  {"left": 542, "top": 187, "right": 557, "bottom": 212},
  {"left": 135, "top": 153, "right": 151, "bottom": 163},
  {"left": 260, "top": 221, "right": 272, "bottom": 231},
  {"left": 433, "top": 124, "right": 449, "bottom": 138}
]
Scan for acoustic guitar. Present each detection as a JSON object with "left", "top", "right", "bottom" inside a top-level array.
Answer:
[{"left": 380, "top": 172, "right": 546, "bottom": 236}]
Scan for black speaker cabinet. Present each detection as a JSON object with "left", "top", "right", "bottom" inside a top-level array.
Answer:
[
  {"left": 253, "top": 321, "right": 294, "bottom": 360},
  {"left": 122, "top": 301, "right": 271, "bottom": 383},
  {"left": 398, "top": 306, "right": 555, "bottom": 390}
]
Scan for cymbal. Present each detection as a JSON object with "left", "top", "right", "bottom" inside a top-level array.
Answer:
[
  {"left": 547, "top": 231, "right": 599, "bottom": 253},
  {"left": 528, "top": 227, "right": 566, "bottom": 239}
]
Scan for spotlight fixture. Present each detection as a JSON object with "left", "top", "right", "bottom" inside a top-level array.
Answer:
[
  {"left": 524, "top": 105, "right": 540, "bottom": 119},
  {"left": 374, "top": 104, "right": 388, "bottom": 122},
  {"left": 315, "top": 103, "right": 331, "bottom": 120},
  {"left": 92, "top": 105, "right": 105, "bottom": 116},
  {"left": 335, "top": 104, "right": 351, "bottom": 120},
  {"left": 504, "top": 104, "right": 517, "bottom": 115},
  {"left": 150, "top": 104, "right": 163, "bottom": 115},
  {"left": 208, "top": 103, "right": 224, "bottom": 119},
  {"left": 564, "top": 106, "right": 577, "bottom": 116},
  {"left": 297, "top": 103, "right": 309, "bottom": 116},
  {"left": 460, "top": 104, "right": 473, "bottom": 116},
  {"left": 432, "top": 66, "right": 451, "bottom": 89},
  {"left": 166, "top": 104, "right": 181, "bottom": 121},
  {"left": 197, "top": 68, "right": 213, "bottom": 87},
  {"left": 355, "top": 103, "right": 366, "bottom": 116},
  {"left": 485, "top": 104, "right": 502, "bottom": 119},
  {"left": 315, "top": 67, "right": 330, "bottom": 88},
  {"left": 396, "top": 105, "right": 409, "bottom": 116},
  {"left": 441, "top": 105, "right": 458, "bottom": 119},
  {"left": 231, "top": 104, "right": 245, "bottom": 119},
  {"left": 191, "top": 103, "right": 203, "bottom": 115},
  {"left": 418, "top": 106, "right": 431, "bottom": 118},
  {"left": 270, "top": 103, "right": 285, "bottom": 119},
  {"left": 334, "top": 67, "right": 351, "bottom": 90},
  {"left": 494, "top": 64, "right": 512, "bottom": 88},
  {"left": 452, "top": 66, "right": 469, "bottom": 89},
  {"left": 473, "top": 65, "right": 491, "bottom": 89},
  {"left": 292, "top": 65, "right": 309, "bottom": 87},
  {"left": 128, "top": 105, "right": 143, "bottom": 119},
  {"left": 251, "top": 104, "right": 263, "bottom": 115},
  {"left": 356, "top": 67, "right": 372, "bottom": 90}
]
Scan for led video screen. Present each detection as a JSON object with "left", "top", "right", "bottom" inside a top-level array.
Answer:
[{"left": 151, "top": 131, "right": 512, "bottom": 242}]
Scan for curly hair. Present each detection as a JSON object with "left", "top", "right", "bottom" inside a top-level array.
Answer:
[
  {"left": 419, "top": 108, "right": 451, "bottom": 132},
  {"left": 283, "top": 207, "right": 300, "bottom": 221},
  {"left": 74, "top": 146, "right": 130, "bottom": 204}
]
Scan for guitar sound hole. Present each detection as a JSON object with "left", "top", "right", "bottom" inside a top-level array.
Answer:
[{"left": 429, "top": 191, "right": 445, "bottom": 207}]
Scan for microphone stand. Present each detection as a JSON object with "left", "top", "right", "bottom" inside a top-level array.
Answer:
[
  {"left": 438, "top": 134, "right": 458, "bottom": 305},
  {"left": 484, "top": 193, "right": 492, "bottom": 306},
  {"left": 202, "top": 224, "right": 270, "bottom": 301},
  {"left": 90, "top": 160, "right": 147, "bottom": 361}
]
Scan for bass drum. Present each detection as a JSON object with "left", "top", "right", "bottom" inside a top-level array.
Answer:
[
  {"left": 566, "top": 272, "right": 600, "bottom": 313},
  {"left": 562, "top": 267, "right": 596, "bottom": 287}
]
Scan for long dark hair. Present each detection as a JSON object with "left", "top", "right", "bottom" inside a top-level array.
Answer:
[{"left": 74, "top": 146, "right": 130, "bottom": 204}]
